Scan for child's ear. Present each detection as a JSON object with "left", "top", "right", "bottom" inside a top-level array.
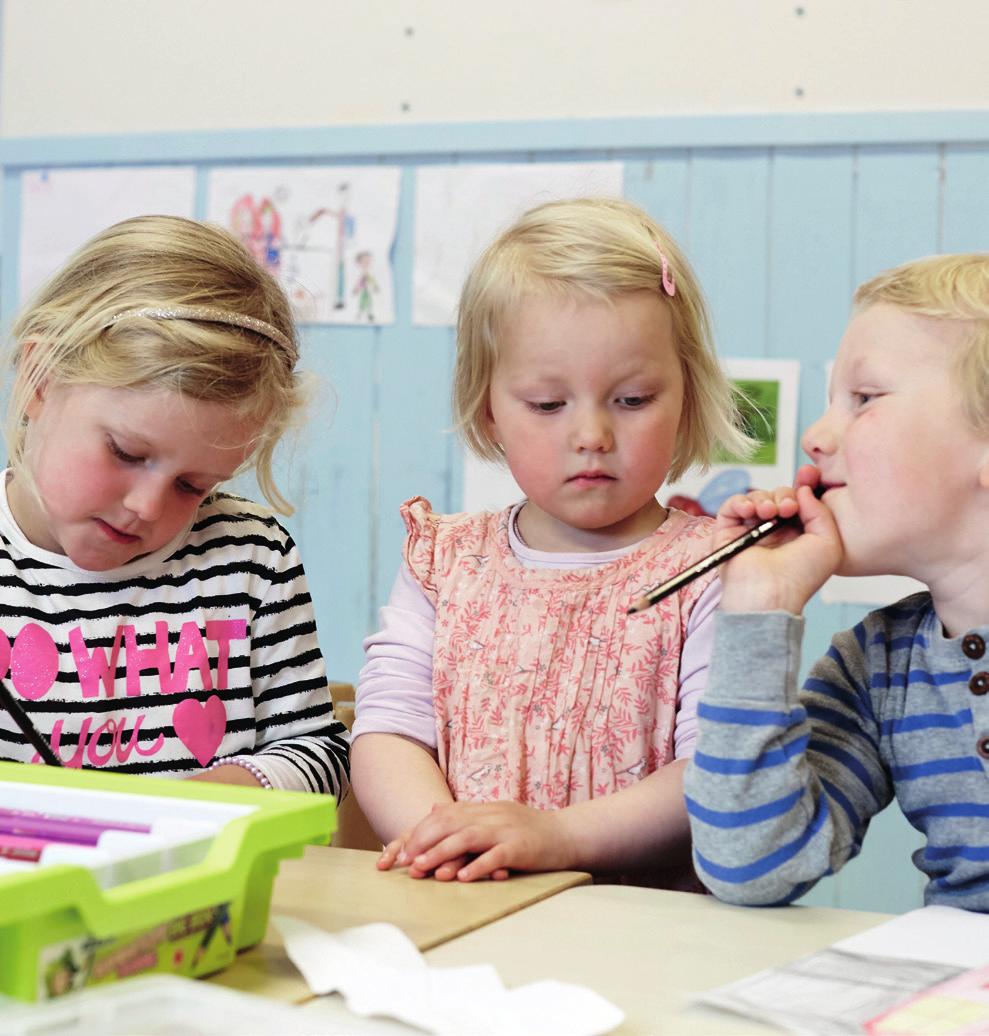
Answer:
[
  {"left": 19, "top": 342, "right": 49, "bottom": 419},
  {"left": 978, "top": 447, "right": 989, "bottom": 491},
  {"left": 483, "top": 400, "right": 500, "bottom": 447},
  {"left": 24, "top": 378, "right": 50, "bottom": 418}
]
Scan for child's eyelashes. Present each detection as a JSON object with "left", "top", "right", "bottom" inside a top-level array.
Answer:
[
  {"left": 617, "top": 394, "right": 656, "bottom": 409},
  {"left": 107, "top": 436, "right": 143, "bottom": 464},
  {"left": 176, "top": 480, "right": 208, "bottom": 497},
  {"left": 107, "top": 436, "right": 207, "bottom": 497},
  {"left": 523, "top": 394, "right": 656, "bottom": 414},
  {"left": 851, "top": 390, "right": 882, "bottom": 408}
]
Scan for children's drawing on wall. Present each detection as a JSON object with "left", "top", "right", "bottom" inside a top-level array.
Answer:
[
  {"left": 18, "top": 166, "right": 196, "bottom": 304},
  {"left": 207, "top": 165, "right": 399, "bottom": 325},
  {"left": 305, "top": 182, "right": 353, "bottom": 313},
  {"left": 413, "top": 162, "right": 625, "bottom": 326},
  {"left": 352, "top": 250, "right": 380, "bottom": 322},
  {"left": 661, "top": 359, "right": 800, "bottom": 517},
  {"left": 665, "top": 373, "right": 784, "bottom": 517},
  {"left": 230, "top": 193, "right": 282, "bottom": 272}
]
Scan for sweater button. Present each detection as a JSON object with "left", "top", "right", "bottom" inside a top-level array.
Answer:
[
  {"left": 963, "top": 634, "right": 986, "bottom": 659},
  {"left": 979, "top": 738, "right": 989, "bottom": 760},
  {"left": 970, "top": 672, "right": 989, "bottom": 695}
]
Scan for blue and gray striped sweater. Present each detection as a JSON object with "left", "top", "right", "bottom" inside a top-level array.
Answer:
[{"left": 684, "top": 594, "right": 989, "bottom": 911}]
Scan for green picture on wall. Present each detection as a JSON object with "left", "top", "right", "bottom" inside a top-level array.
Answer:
[{"left": 716, "top": 378, "right": 780, "bottom": 466}]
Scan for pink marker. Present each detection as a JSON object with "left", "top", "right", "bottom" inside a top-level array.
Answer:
[
  {"left": 0, "top": 832, "right": 51, "bottom": 862},
  {"left": 0, "top": 807, "right": 151, "bottom": 845}
]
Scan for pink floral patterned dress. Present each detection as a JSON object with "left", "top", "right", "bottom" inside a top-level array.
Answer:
[{"left": 402, "top": 497, "right": 717, "bottom": 810}]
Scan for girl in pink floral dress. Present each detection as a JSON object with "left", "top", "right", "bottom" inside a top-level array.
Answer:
[{"left": 353, "top": 198, "right": 752, "bottom": 885}]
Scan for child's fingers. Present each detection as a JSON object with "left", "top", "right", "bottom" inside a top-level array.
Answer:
[
  {"left": 718, "top": 488, "right": 800, "bottom": 532},
  {"left": 796, "top": 482, "right": 840, "bottom": 536},
  {"left": 409, "top": 853, "right": 470, "bottom": 881},
  {"left": 412, "top": 814, "right": 521, "bottom": 874},
  {"left": 411, "top": 829, "right": 480, "bottom": 874},
  {"left": 377, "top": 834, "right": 409, "bottom": 870},
  {"left": 377, "top": 841, "right": 400, "bottom": 870},
  {"left": 408, "top": 854, "right": 509, "bottom": 882},
  {"left": 401, "top": 804, "right": 473, "bottom": 859},
  {"left": 402, "top": 803, "right": 533, "bottom": 879},
  {"left": 455, "top": 846, "right": 512, "bottom": 882},
  {"left": 718, "top": 492, "right": 759, "bottom": 520},
  {"left": 429, "top": 859, "right": 462, "bottom": 882},
  {"left": 794, "top": 463, "right": 822, "bottom": 490}
]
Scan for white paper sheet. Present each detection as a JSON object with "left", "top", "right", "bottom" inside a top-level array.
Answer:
[
  {"left": 698, "top": 948, "right": 961, "bottom": 1036},
  {"left": 832, "top": 905, "right": 989, "bottom": 969},
  {"left": 207, "top": 165, "right": 400, "bottom": 325},
  {"left": 698, "top": 906, "right": 989, "bottom": 1034},
  {"left": 413, "top": 162, "right": 624, "bottom": 326},
  {"left": 274, "top": 915, "right": 623, "bottom": 1036},
  {"left": 18, "top": 166, "right": 196, "bottom": 304}
]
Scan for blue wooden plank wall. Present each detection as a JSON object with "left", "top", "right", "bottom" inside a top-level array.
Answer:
[{"left": 1, "top": 115, "right": 986, "bottom": 913}]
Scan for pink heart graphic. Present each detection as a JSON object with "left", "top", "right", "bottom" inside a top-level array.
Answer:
[{"left": 172, "top": 695, "right": 227, "bottom": 767}]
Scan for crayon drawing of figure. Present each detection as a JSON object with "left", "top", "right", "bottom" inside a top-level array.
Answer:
[
  {"left": 257, "top": 198, "right": 282, "bottom": 272},
  {"left": 229, "top": 194, "right": 283, "bottom": 274},
  {"left": 229, "top": 194, "right": 260, "bottom": 262},
  {"left": 308, "top": 181, "right": 354, "bottom": 310},
  {"left": 353, "top": 251, "right": 379, "bottom": 323}
]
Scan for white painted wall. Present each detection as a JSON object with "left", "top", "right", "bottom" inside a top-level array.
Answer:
[{"left": 2, "top": 0, "right": 987, "bottom": 137}]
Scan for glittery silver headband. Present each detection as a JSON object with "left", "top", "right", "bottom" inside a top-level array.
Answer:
[{"left": 105, "top": 305, "right": 296, "bottom": 363}]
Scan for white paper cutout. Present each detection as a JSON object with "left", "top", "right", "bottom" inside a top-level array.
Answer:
[
  {"left": 19, "top": 166, "right": 196, "bottom": 304},
  {"left": 413, "top": 162, "right": 623, "bottom": 326}
]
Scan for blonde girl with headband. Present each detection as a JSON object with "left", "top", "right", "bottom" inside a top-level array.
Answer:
[
  {"left": 352, "top": 197, "right": 752, "bottom": 883},
  {"left": 0, "top": 215, "right": 349, "bottom": 794}
]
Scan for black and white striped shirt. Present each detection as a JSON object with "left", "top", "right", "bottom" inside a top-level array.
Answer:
[{"left": 0, "top": 484, "right": 350, "bottom": 797}]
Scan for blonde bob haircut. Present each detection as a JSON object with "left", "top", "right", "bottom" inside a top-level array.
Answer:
[
  {"left": 854, "top": 252, "right": 989, "bottom": 437},
  {"left": 7, "top": 214, "right": 305, "bottom": 515},
  {"left": 453, "top": 197, "right": 753, "bottom": 481}
]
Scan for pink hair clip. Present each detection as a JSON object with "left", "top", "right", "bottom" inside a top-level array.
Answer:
[{"left": 659, "top": 251, "right": 676, "bottom": 298}]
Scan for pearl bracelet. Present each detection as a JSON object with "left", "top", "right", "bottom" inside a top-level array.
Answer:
[{"left": 207, "top": 756, "right": 273, "bottom": 789}]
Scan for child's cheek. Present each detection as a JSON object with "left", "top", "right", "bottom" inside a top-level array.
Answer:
[
  {"left": 54, "top": 451, "right": 124, "bottom": 515},
  {"left": 508, "top": 448, "right": 557, "bottom": 499}
]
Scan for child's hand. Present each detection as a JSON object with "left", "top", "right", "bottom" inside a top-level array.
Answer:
[
  {"left": 388, "top": 801, "right": 575, "bottom": 882},
  {"left": 378, "top": 830, "right": 472, "bottom": 881},
  {"left": 715, "top": 465, "right": 843, "bottom": 615},
  {"left": 377, "top": 829, "right": 469, "bottom": 880}
]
